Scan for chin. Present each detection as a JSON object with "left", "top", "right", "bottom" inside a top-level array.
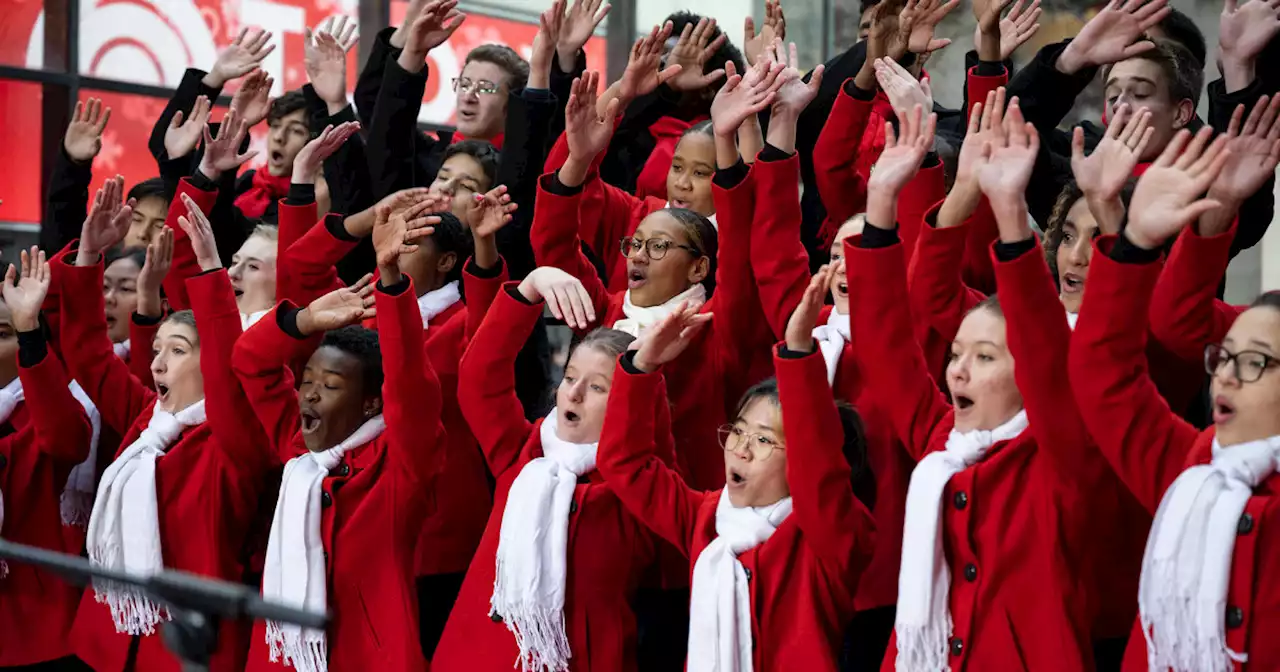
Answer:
[{"left": 267, "top": 163, "right": 289, "bottom": 177}]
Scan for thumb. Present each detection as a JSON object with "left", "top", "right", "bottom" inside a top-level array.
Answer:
[
  {"left": 700, "top": 68, "right": 727, "bottom": 87},
  {"left": 744, "top": 16, "right": 755, "bottom": 42},
  {"left": 1071, "top": 126, "right": 1085, "bottom": 162},
  {"left": 1180, "top": 199, "right": 1223, "bottom": 224}
]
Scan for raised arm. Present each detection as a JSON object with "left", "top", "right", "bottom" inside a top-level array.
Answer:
[
  {"left": 43, "top": 100, "right": 108, "bottom": 253},
  {"left": 1150, "top": 223, "right": 1243, "bottom": 363},
  {"left": 1204, "top": 95, "right": 1280, "bottom": 257}
]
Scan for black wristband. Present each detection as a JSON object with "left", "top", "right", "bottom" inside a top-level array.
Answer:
[
  {"left": 619, "top": 350, "right": 646, "bottom": 375},
  {"left": 17, "top": 329, "right": 47, "bottom": 368},
  {"left": 279, "top": 307, "right": 306, "bottom": 339},
  {"left": 543, "top": 172, "right": 586, "bottom": 197},
  {"left": 859, "top": 225, "right": 900, "bottom": 249},
  {"left": 189, "top": 171, "right": 218, "bottom": 192},
  {"left": 466, "top": 256, "right": 505, "bottom": 279},
  {"left": 777, "top": 343, "right": 813, "bottom": 359},
  {"left": 286, "top": 183, "right": 316, "bottom": 206},
  {"left": 713, "top": 160, "right": 749, "bottom": 190},
  {"left": 1110, "top": 234, "right": 1163, "bottom": 264},
  {"left": 377, "top": 276, "right": 412, "bottom": 296},
  {"left": 994, "top": 237, "right": 1037, "bottom": 262},
  {"left": 132, "top": 312, "right": 164, "bottom": 327}
]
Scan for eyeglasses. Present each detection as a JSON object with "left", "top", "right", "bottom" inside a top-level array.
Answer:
[
  {"left": 452, "top": 77, "right": 500, "bottom": 96},
  {"left": 717, "top": 424, "right": 785, "bottom": 461},
  {"left": 1205, "top": 343, "right": 1280, "bottom": 383},
  {"left": 620, "top": 236, "right": 701, "bottom": 261}
]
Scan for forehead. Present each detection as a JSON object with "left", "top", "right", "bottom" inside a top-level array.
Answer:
[
  {"left": 461, "top": 60, "right": 509, "bottom": 86},
  {"left": 1064, "top": 197, "right": 1097, "bottom": 230},
  {"left": 132, "top": 196, "right": 168, "bottom": 219},
  {"left": 273, "top": 108, "right": 308, "bottom": 126},
  {"left": 1106, "top": 59, "right": 1168, "bottom": 89},
  {"left": 956, "top": 308, "right": 1007, "bottom": 344},
  {"left": 105, "top": 257, "right": 142, "bottom": 278},
  {"left": 1225, "top": 307, "right": 1280, "bottom": 352},
  {"left": 833, "top": 215, "right": 867, "bottom": 248},
  {"left": 439, "top": 153, "right": 487, "bottom": 182},
  {"left": 158, "top": 321, "right": 197, "bottom": 343},
  {"left": 636, "top": 211, "right": 692, "bottom": 242},
  {"left": 307, "top": 345, "right": 364, "bottom": 377},
  {"left": 737, "top": 395, "right": 781, "bottom": 432},
  {"left": 236, "top": 234, "right": 278, "bottom": 261},
  {"left": 566, "top": 345, "right": 616, "bottom": 378},
  {"left": 673, "top": 133, "right": 715, "bottom": 163}
]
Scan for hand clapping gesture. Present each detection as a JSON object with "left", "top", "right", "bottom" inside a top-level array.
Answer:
[
  {"left": 1125, "top": 127, "right": 1231, "bottom": 250},
  {"left": 632, "top": 301, "right": 712, "bottom": 372},
  {"left": 76, "top": 176, "right": 135, "bottom": 265},
  {"left": 204, "top": 28, "right": 275, "bottom": 89},
  {"left": 176, "top": 193, "right": 223, "bottom": 272},
  {"left": 517, "top": 267, "right": 597, "bottom": 330},
  {"left": 3, "top": 247, "right": 52, "bottom": 334},
  {"left": 297, "top": 274, "right": 378, "bottom": 335},
  {"left": 64, "top": 98, "right": 111, "bottom": 163}
]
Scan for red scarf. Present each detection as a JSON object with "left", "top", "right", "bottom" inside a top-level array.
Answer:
[
  {"left": 234, "top": 169, "right": 291, "bottom": 220},
  {"left": 635, "top": 115, "right": 708, "bottom": 202}
]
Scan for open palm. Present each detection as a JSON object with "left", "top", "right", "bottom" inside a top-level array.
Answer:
[
  {"left": 1071, "top": 104, "right": 1151, "bottom": 202},
  {"left": 1128, "top": 128, "right": 1231, "bottom": 248},
  {"left": 306, "top": 279, "right": 376, "bottom": 331}
]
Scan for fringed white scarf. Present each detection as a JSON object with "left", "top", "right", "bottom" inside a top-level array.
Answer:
[
  {"left": 813, "top": 310, "right": 851, "bottom": 386},
  {"left": 490, "top": 411, "right": 598, "bottom": 672},
  {"left": 612, "top": 284, "right": 707, "bottom": 338},
  {"left": 263, "top": 415, "right": 386, "bottom": 672},
  {"left": 1140, "top": 435, "right": 1280, "bottom": 672},
  {"left": 895, "top": 409, "right": 1029, "bottom": 672},
  {"left": 242, "top": 310, "right": 270, "bottom": 331},
  {"left": 417, "top": 280, "right": 461, "bottom": 327},
  {"left": 113, "top": 339, "right": 131, "bottom": 360},
  {"left": 86, "top": 399, "right": 207, "bottom": 635},
  {"left": 688, "top": 489, "right": 792, "bottom": 672},
  {"left": 665, "top": 203, "right": 719, "bottom": 231}
]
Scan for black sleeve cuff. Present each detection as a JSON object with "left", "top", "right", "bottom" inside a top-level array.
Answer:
[
  {"left": 377, "top": 276, "right": 412, "bottom": 296},
  {"left": 922, "top": 152, "right": 941, "bottom": 169},
  {"left": 17, "top": 329, "right": 47, "bottom": 368},
  {"left": 994, "top": 237, "right": 1037, "bottom": 261},
  {"left": 859, "top": 225, "right": 900, "bottom": 249},
  {"left": 1111, "top": 235, "right": 1163, "bottom": 264},
  {"left": 523, "top": 87, "right": 555, "bottom": 102},
  {"left": 326, "top": 214, "right": 360, "bottom": 242},
  {"left": 132, "top": 312, "right": 164, "bottom": 326},
  {"left": 505, "top": 284, "right": 538, "bottom": 306},
  {"left": 189, "top": 171, "right": 219, "bottom": 192},
  {"left": 842, "top": 79, "right": 877, "bottom": 101},
  {"left": 759, "top": 144, "right": 794, "bottom": 162},
  {"left": 278, "top": 307, "right": 306, "bottom": 339},
  {"left": 619, "top": 350, "right": 646, "bottom": 375},
  {"left": 712, "top": 159, "right": 749, "bottom": 189},
  {"left": 545, "top": 172, "right": 586, "bottom": 197},
  {"left": 466, "top": 256, "right": 505, "bottom": 278},
  {"left": 777, "top": 343, "right": 813, "bottom": 359},
  {"left": 286, "top": 183, "right": 316, "bottom": 206},
  {"left": 975, "top": 61, "right": 1006, "bottom": 78}
]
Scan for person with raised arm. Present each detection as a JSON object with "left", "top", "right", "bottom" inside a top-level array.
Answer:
[
  {"left": 1068, "top": 124, "right": 1280, "bottom": 671},
  {"left": 234, "top": 202, "right": 446, "bottom": 672},
  {"left": 60, "top": 179, "right": 272, "bottom": 672},
  {"left": 0, "top": 249, "right": 98, "bottom": 670}
]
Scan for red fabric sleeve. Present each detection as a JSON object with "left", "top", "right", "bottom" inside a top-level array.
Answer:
[
  {"left": 275, "top": 199, "right": 321, "bottom": 306},
  {"left": 776, "top": 344, "right": 876, "bottom": 575},
  {"left": 965, "top": 64, "right": 1009, "bottom": 122},
  {"left": 128, "top": 318, "right": 160, "bottom": 389},
  {"left": 231, "top": 303, "right": 317, "bottom": 462},
  {"left": 1149, "top": 222, "right": 1245, "bottom": 363},
  {"left": 19, "top": 350, "right": 93, "bottom": 465},
  {"left": 961, "top": 197, "right": 1000, "bottom": 295},
  {"left": 462, "top": 258, "right": 509, "bottom": 342},
  {"left": 749, "top": 159, "right": 811, "bottom": 340},
  {"left": 58, "top": 257, "right": 155, "bottom": 437},
  {"left": 596, "top": 357, "right": 704, "bottom": 558},
  {"left": 542, "top": 129, "right": 606, "bottom": 177},
  {"left": 1068, "top": 236, "right": 1201, "bottom": 514},
  {"left": 847, "top": 235, "right": 952, "bottom": 461},
  {"left": 376, "top": 279, "right": 446, "bottom": 487},
  {"left": 813, "top": 81, "right": 875, "bottom": 237},
  {"left": 163, "top": 178, "right": 219, "bottom": 311},
  {"left": 529, "top": 175, "right": 612, "bottom": 331},
  {"left": 40, "top": 241, "right": 80, "bottom": 359},
  {"left": 457, "top": 286, "right": 541, "bottom": 480},
  {"left": 897, "top": 161, "right": 947, "bottom": 265},
  {"left": 279, "top": 214, "right": 357, "bottom": 308},
  {"left": 907, "top": 204, "right": 986, "bottom": 346}
]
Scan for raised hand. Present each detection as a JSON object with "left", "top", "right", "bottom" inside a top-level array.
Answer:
[
  {"left": 176, "top": 193, "right": 222, "bottom": 272},
  {"left": 292, "top": 121, "right": 361, "bottom": 184},
  {"left": 1208, "top": 95, "right": 1280, "bottom": 206},
  {"left": 868, "top": 104, "right": 937, "bottom": 195},
  {"left": 901, "top": 0, "right": 960, "bottom": 54},
  {"left": 1219, "top": 0, "right": 1280, "bottom": 91},
  {"left": 938, "top": 87, "right": 1007, "bottom": 227},
  {"left": 875, "top": 57, "right": 933, "bottom": 121},
  {"left": 975, "top": 98, "right": 1040, "bottom": 220},
  {"left": 744, "top": 0, "right": 786, "bottom": 69},
  {"left": 165, "top": 95, "right": 212, "bottom": 159},
  {"left": 205, "top": 28, "right": 275, "bottom": 89},
  {"left": 373, "top": 199, "right": 439, "bottom": 282},
  {"left": 3, "top": 247, "right": 51, "bottom": 333},
  {"left": 616, "top": 23, "right": 682, "bottom": 103},
  {"left": 666, "top": 17, "right": 729, "bottom": 92},
  {"left": 137, "top": 227, "right": 174, "bottom": 318},
  {"left": 531, "top": 1, "right": 567, "bottom": 89},
  {"left": 297, "top": 275, "right": 377, "bottom": 335},
  {"left": 974, "top": 0, "right": 1042, "bottom": 61},
  {"left": 632, "top": 300, "right": 713, "bottom": 371},
  {"left": 516, "top": 267, "right": 597, "bottom": 329},
  {"left": 76, "top": 176, "right": 135, "bottom": 264},
  {"left": 465, "top": 185, "right": 518, "bottom": 239},
  {"left": 198, "top": 109, "right": 258, "bottom": 181},
  {"left": 64, "top": 98, "right": 111, "bottom": 163},
  {"left": 1071, "top": 103, "right": 1152, "bottom": 202},
  {"left": 229, "top": 68, "right": 273, "bottom": 127},
  {"left": 343, "top": 188, "right": 437, "bottom": 239},
  {"left": 305, "top": 17, "right": 359, "bottom": 109},
  {"left": 557, "top": 0, "right": 611, "bottom": 72},
  {"left": 710, "top": 59, "right": 784, "bottom": 138},
  {"left": 769, "top": 40, "right": 824, "bottom": 119},
  {"left": 1057, "top": 0, "right": 1170, "bottom": 74},
  {"left": 565, "top": 71, "right": 619, "bottom": 163},
  {"left": 399, "top": 0, "right": 466, "bottom": 70},
  {"left": 1126, "top": 127, "right": 1232, "bottom": 249},
  {"left": 784, "top": 264, "right": 834, "bottom": 353}
]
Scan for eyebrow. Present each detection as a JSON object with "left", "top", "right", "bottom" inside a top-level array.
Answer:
[
  {"left": 169, "top": 336, "right": 196, "bottom": 348},
  {"left": 1106, "top": 76, "right": 1156, "bottom": 89},
  {"left": 1247, "top": 340, "right": 1276, "bottom": 353}
]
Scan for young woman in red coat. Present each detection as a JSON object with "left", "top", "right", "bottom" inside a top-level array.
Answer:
[
  {"left": 1070, "top": 124, "right": 1280, "bottom": 672},
  {"left": 0, "top": 250, "right": 97, "bottom": 669},
  {"left": 595, "top": 277, "right": 876, "bottom": 672},
  {"left": 433, "top": 266, "right": 669, "bottom": 672},
  {"left": 530, "top": 70, "right": 778, "bottom": 490},
  {"left": 61, "top": 190, "right": 272, "bottom": 672},
  {"left": 233, "top": 204, "right": 447, "bottom": 672},
  {"left": 848, "top": 103, "right": 1113, "bottom": 671}
]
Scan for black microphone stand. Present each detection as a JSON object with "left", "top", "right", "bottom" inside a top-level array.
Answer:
[{"left": 0, "top": 539, "right": 328, "bottom": 672}]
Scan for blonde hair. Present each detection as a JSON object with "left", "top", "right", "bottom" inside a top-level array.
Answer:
[{"left": 251, "top": 223, "right": 279, "bottom": 241}]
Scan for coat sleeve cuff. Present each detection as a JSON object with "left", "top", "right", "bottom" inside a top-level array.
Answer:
[{"left": 860, "top": 225, "right": 900, "bottom": 249}]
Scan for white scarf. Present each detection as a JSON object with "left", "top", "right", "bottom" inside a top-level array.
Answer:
[
  {"left": 1065, "top": 310, "right": 1079, "bottom": 331},
  {"left": 490, "top": 411, "right": 598, "bottom": 672},
  {"left": 263, "top": 415, "right": 386, "bottom": 672},
  {"left": 612, "top": 284, "right": 708, "bottom": 338},
  {"left": 665, "top": 203, "right": 719, "bottom": 231},
  {"left": 813, "top": 310, "right": 851, "bottom": 386},
  {"left": 86, "top": 399, "right": 207, "bottom": 635},
  {"left": 688, "top": 489, "right": 793, "bottom": 672},
  {"left": 113, "top": 339, "right": 131, "bottom": 360},
  {"left": 417, "top": 280, "right": 461, "bottom": 327},
  {"left": 1139, "top": 435, "right": 1280, "bottom": 672},
  {"left": 242, "top": 310, "right": 269, "bottom": 331},
  {"left": 895, "top": 409, "right": 1029, "bottom": 672}
]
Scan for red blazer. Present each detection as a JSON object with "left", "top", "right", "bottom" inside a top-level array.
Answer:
[
  {"left": 530, "top": 168, "right": 774, "bottom": 490},
  {"left": 276, "top": 196, "right": 321, "bottom": 307},
  {"left": 1069, "top": 236, "right": 1280, "bottom": 671},
  {"left": 1150, "top": 222, "right": 1246, "bottom": 363},
  {"left": 433, "top": 287, "right": 664, "bottom": 672},
  {"left": 847, "top": 236, "right": 1092, "bottom": 672},
  {"left": 234, "top": 279, "right": 446, "bottom": 672},
  {"left": 161, "top": 178, "right": 219, "bottom": 312},
  {"left": 906, "top": 207, "right": 988, "bottom": 380},
  {"left": 60, "top": 261, "right": 270, "bottom": 672},
  {"left": 597, "top": 345, "right": 876, "bottom": 671},
  {"left": 0, "top": 351, "right": 94, "bottom": 666},
  {"left": 747, "top": 153, "right": 912, "bottom": 613}
]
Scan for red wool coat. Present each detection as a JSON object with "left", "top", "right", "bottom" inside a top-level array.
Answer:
[
  {"left": 530, "top": 167, "right": 775, "bottom": 490},
  {"left": 1069, "top": 237, "right": 1280, "bottom": 671},
  {"left": 233, "top": 279, "right": 446, "bottom": 672},
  {"left": 848, "top": 236, "right": 1094, "bottom": 672},
  {"left": 160, "top": 178, "right": 219, "bottom": 312},
  {"left": 597, "top": 345, "right": 876, "bottom": 671},
  {"left": 746, "top": 153, "right": 912, "bottom": 613},
  {"left": 1149, "top": 222, "right": 1246, "bottom": 363},
  {"left": 61, "top": 261, "right": 270, "bottom": 672},
  {"left": 432, "top": 287, "right": 666, "bottom": 672},
  {"left": 0, "top": 352, "right": 94, "bottom": 666}
]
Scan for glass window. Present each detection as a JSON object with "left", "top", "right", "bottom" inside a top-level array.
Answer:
[
  {"left": 0, "top": 80, "right": 44, "bottom": 225},
  {"left": 0, "top": 0, "right": 45, "bottom": 69}
]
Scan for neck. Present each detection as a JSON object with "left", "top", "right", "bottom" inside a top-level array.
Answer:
[{"left": 237, "top": 295, "right": 273, "bottom": 315}]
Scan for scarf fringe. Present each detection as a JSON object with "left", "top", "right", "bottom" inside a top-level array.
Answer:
[
  {"left": 0, "top": 559, "right": 7, "bottom": 579},
  {"left": 1142, "top": 577, "right": 1238, "bottom": 672},
  {"left": 60, "top": 489, "right": 94, "bottom": 528},
  {"left": 94, "top": 585, "right": 167, "bottom": 635},
  {"left": 491, "top": 593, "right": 572, "bottom": 672},
  {"left": 894, "top": 621, "right": 952, "bottom": 672},
  {"left": 266, "top": 620, "right": 328, "bottom": 672}
]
